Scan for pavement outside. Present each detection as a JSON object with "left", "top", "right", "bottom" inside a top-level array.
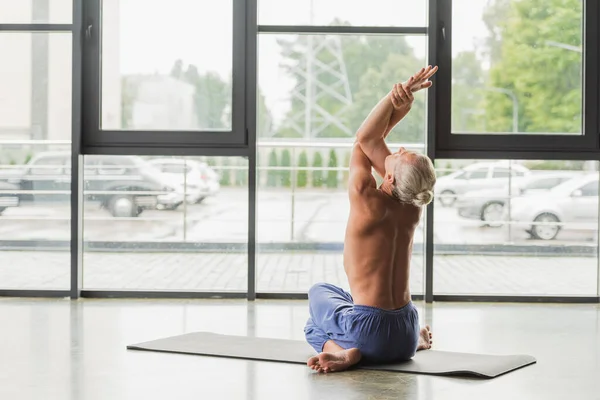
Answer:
[{"left": 0, "top": 250, "right": 596, "bottom": 295}]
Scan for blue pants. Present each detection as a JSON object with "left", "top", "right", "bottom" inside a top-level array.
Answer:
[{"left": 304, "top": 282, "right": 420, "bottom": 363}]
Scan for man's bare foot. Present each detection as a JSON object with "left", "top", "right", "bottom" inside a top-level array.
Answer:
[
  {"left": 306, "top": 348, "right": 361, "bottom": 373},
  {"left": 417, "top": 325, "right": 433, "bottom": 351}
]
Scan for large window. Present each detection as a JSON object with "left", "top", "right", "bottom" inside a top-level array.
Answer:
[
  {"left": 82, "top": 155, "right": 248, "bottom": 292},
  {"left": 83, "top": 0, "right": 246, "bottom": 149},
  {"left": 101, "top": 0, "right": 233, "bottom": 131},
  {"left": 434, "top": 159, "right": 598, "bottom": 296},
  {"left": 1, "top": 1, "right": 599, "bottom": 302},
  {"left": 451, "top": 0, "right": 583, "bottom": 135},
  {"left": 256, "top": 32, "right": 428, "bottom": 294},
  {"left": 0, "top": 32, "right": 72, "bottom": 290}
]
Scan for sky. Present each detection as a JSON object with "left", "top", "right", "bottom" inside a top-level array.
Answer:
[{"left": 114, "top": 0, "right": 487, "bottom": 123}]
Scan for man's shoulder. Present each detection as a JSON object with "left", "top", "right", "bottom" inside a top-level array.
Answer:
[{"left": 349, "top": 188, "right": 387, "bottom": 217}]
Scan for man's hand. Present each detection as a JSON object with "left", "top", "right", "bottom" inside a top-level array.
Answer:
[{"left": 390, "top": 65, "right": 438, "bottom": 110}]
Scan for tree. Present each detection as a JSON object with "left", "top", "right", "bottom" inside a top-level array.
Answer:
[
  {"left": 267, "top": 149, "right": 278, "bottom": 187},
  {"left": 326, "top": 149, "right": 338, "bottom": 188},
  {"left": 235, "top": 159, "right": 247, "bottom": 186},
  {"left": 220, "top": 159, "right": 231, "bottom": 186},
  {"left": 297, "top": 151, "right": 308, "bottom": 188},
  {"left": 312, "top": 152, "right": 324, "bottom": 188},
  {"left": 280, "top": 149, "right": 292, "bottom": 187},
  {"left": 120, "top": 77, "right": 138, "bottom": 129},
  {"left": 347, "top": 52, "right": 425, "bottom": 143},
  {"left": 178, "top": 65, "right": 230, "bottom": 129},
  {"left": 342, "top": 151, "right": 351, "bottom": 188},
  {"left": 452, "top": 51, "right": 486, "bottom": 132},
  {"left": 483, "top": 0, "right": 582, "bottom": 134},
  {"left": 275, "top": 25, "right": 425, "bottom": 143}
]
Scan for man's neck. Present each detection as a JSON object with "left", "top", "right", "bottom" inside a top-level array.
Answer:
[{"left": 379, "top": 181, "right": 397, "bottom": 200}]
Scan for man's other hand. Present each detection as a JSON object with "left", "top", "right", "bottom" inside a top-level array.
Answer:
[{"left": 404, "top": 65, "right": 438, "bottom": 93}]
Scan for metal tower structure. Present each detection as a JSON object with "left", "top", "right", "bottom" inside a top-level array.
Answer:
[{"left": 284, "top": 0, "right": 353, "bottom": 139}]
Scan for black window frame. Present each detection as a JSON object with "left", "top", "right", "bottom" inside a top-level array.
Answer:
[
  {"left": 81, "top": 0, "right": 248, "bottom": 155},
  {"left": 433, "top": 0, "right": 600, "bottom": 159}
]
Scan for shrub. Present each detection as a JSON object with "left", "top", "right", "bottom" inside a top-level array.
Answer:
[
  {"left": 312, "top": 152, "right": 324, "bottom": 188},
  {"left": 327, "top": 149, "right": 338, "bottom": 188},
  {"left": 297, "top": 151, "right": 308, "bottom": 188},
  {"left": 280, "top": 149, "right": 292, "bottom": 187}
]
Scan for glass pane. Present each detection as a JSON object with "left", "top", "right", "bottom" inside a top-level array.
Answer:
[
  {"left": 434, "top": 159, "right": 598, "bottom": 296},
  {"left": 101, "top": 0, "right": 233, "bottom": 131},
  {"left": 257, "top": 34, "right": 428, "bottom": 294},
  {"left": 0, "top": 32, "right": 72, "bottom": 290},
  {"left": 0, "top": 0, "right": 72, "bottom": 24},
  {"left": 82, "top": 155, "right": 247, "bottom": 292},
  {"left": 258, "top": 34, "right": 427, "bottom": 143},
  {"left": 451, "top": 0, "right": 583, "bottom": 135},
  {"left": 258, "top": 0, "right": 427, "bottom": 27}
]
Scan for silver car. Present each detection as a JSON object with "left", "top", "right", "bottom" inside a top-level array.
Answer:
[
  {"left": 508, "top": 173, "right": 599, "bottom": 240},
  {"left": 148, "top": 158, "right": 220, "bottom": 204},
  {"left": 456, "top": 172, "right": 579, "bottom": 227},
  {"left": 436, "top": 161, "right": 530, "bottom": 207}
]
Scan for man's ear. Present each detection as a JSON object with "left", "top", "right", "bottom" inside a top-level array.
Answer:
[{"left": 385, "top": 171, "right": 395, "bottom": 185}]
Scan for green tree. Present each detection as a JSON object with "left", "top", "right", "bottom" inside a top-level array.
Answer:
[
  {"left": 483, "top": 0, "right": 582, "bottom": 134},
  {"left": 452, "top": 51, "right": 486, "bottom": 132},
  {"left": 235, "top": 159, "right": 247, "bottom": 186},
  {"left": 220, "top": 159, "right": 231, "bottom": 186},
  {"left": 312, "top": 152, "right": 324, "bottom": 188},
  {"left": 275, "top": 25, "right": 425, "bottom": 142},
  {"left": 180, "top": 65, "right": 230, "bottom": 129},
  {"left": 342, "top": 151, "right": 351, "bottom": 187},
  {"left": 280, "top": 149, "right": 292, "bottom": 187},
  {"left": 347, "top": 53, "right": 425, "bottom": 143},
  {"left": 267, "top": 149, "right": 278, "bottom": 187},
  {"left": 327, "top": 149, "right": 338, "bottom": 188},
  {"left": 120, "top": 77, "right": 138, "bottom": 129},
  {"left": 297, "top": 151, "right": 308, "bottom": 188}
]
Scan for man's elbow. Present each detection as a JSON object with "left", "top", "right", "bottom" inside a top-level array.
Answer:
[{"left": 355, "top": 130, "right": 372, "bottom": 145}]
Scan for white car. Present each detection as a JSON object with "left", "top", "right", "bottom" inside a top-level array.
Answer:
[
  {"left": 436, "top": 161, "right": 530, "bottom": 207},
  {"left": 507, "top": 173, "right": 599, "bottom": 240},
  {"left": 148, "top": 158, "right": 220, "bottom": 204}
]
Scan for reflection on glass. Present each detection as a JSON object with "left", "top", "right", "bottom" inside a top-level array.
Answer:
[
  {"left": 82, "top": 156, "right": 248, "bottom": 292},
  {"left": 256, "top": 33, "right": 428, "bottom": 293},
  {"left": 434, "top": 159, "right": 598, "bottom": 296},
  {"left": 258, "top": 0, "right": 427, "bottom": 27},
  {"left": 101, "top": 0, "right": 233, "bottom": 131},
  {"left": 452, "top": 0, "right": 583, "bottom": 135}
]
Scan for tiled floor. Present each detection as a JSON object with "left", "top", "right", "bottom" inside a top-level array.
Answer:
[{"left": 0, "top": 298, "right": 598, "bottom": 400}]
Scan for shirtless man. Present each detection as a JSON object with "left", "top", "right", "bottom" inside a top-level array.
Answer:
[{"left": 304, "top": 65, "right": 438, "bottom": 373}]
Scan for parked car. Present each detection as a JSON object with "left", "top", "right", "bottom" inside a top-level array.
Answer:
[
  {"left": 0, "top": 181, "right": 20, "bottom": 215},
  {"left": 507, "top": 173, "right": 599, "bottom": 240},
  {"left": 0, "top": 152, "right": 184, "bottom": 217},
  {"left": 436, "top": 162, "right": 530, "bottom": 207},
  {"left": 147, "top": 158, "right": 220, "bottom": 204},
  {"left": 456, "top": 171, "right": 580, "bottom": 226}
]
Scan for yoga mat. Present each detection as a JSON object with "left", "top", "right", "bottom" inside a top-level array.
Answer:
[{"left": 127, "top": 332, "right": 536, "bottom": 379}]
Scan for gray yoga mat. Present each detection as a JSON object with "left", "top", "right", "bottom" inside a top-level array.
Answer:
[{"left": 127, "top": 332, "right": 536, "bottom": 379}]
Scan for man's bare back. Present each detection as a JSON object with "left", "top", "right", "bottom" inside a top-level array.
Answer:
[
  {"left": 304, "top": 66, "right": 438, "bottom": 373},
  {"left": 344, "top": 186, "right": 422, "bottom": 310}
]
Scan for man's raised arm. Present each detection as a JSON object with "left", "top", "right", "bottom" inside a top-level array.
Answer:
[{"left": 355, "top": 66, "right": 438, "bottom": 178}]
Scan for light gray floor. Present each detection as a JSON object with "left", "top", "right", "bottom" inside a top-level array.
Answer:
[{"left": 0, "top": 298, "right": 598, "bottom": 400}]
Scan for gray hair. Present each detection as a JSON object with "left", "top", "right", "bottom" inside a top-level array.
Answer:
[{"left": 391, "top": 154, "right": 437, "bottom": 207}]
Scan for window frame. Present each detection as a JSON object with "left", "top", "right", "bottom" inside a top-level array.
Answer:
[
  {"left": 433, "top": 0, "right": 600, "bottom": 158},
  {"left": 81, "top": 0, "right": 248, "bottom": 155}
]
